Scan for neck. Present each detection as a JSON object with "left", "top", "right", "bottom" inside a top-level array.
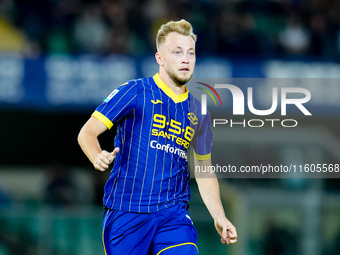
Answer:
[{"left": 158, "top": 70, "right": 186, "bottom": 95}]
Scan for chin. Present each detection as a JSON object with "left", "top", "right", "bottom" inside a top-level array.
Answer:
[
  {"left": 167, "top": 69, "right": 193, "bottom": 86},
  {"left": 176, "top": 74, "right": 193, "bottom": 86},
  {"left": 175, "top": 77, "right": 190, "bottom": 86}
]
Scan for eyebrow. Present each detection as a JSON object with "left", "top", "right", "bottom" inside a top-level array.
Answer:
[{"left": 174, "top": 46, "right": 195, "bottom": 51}]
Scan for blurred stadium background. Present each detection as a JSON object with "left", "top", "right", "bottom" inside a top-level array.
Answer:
[{"left": 0, "top": 0, "right": 340, "bottom": 254}]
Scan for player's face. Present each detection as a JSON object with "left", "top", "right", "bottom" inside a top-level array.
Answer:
[{"left": 158, "top": 32, "right": 196, "bottom": 86}]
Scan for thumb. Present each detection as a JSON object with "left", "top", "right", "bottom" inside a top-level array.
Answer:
[{"left": 111, "top": 147, "right": 120, "bottom": 156}]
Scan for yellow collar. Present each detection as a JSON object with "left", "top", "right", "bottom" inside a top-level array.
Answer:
[{"left": 153, "top": 73, "right": 188, "bottom": 103}]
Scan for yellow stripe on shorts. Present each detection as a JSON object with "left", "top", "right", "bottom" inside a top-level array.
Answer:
[{"left": 157, "top": 242, "right": 199, "bottom": 255}]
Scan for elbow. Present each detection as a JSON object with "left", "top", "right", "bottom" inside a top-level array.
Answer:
[{"left": 77, "top": 128, "right": 84, "bottom": 147}]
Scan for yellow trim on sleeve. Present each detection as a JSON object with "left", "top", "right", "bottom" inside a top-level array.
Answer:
[
  {"left": 157, "top": 242, "right": 198, "bottom": 255},
  {"left": 193, "top": 151, "right": 211, "bottom": 161},
  {"left": 153, "top": 73, "right": 188, "bottom": 103},
  {"left": 91, "top": 111, "right": 114, "bottom": 130}
]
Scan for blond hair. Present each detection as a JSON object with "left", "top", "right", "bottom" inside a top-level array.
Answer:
[{"left": 156, "top": 19, "right": 197, "bottom": 51}]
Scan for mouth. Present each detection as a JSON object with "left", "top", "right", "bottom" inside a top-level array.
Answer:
[{"left": 179, "top": 67, "right": 190, "bottom": 73}]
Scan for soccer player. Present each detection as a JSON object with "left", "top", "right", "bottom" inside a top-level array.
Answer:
[{"left": 77, "top": 19, "right": 237, "bottom": 255}]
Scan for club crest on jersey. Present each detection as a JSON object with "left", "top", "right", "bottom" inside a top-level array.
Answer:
[
  {"left": 104, "top": 89, "right": 119, "bottom": 102},
  {"left": 187, "top": 112, "right": 198, "bottom": 125}
]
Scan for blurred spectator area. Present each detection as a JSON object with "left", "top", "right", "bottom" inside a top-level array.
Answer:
[
  {"left": 0, "top": 2, "right": 340, "bottom": 255},
  {"left": 0, "top": 0, "right": 339, "bottom": 60}
]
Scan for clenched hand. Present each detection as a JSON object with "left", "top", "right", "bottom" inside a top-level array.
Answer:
[{"left": 93, "top": 148, "right": 119, "bottom": 171}]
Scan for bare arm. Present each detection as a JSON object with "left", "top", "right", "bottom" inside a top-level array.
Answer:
[
  {"left": 194, "top": 157, "right": 237, "bottom": 244},
  {"left": 77, "top": 117, "right": 119, "bottom": 171}
]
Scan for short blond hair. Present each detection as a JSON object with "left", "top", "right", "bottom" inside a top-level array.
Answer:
[{"left": 156, "top": 19, "right": 197, "bottom": 51}]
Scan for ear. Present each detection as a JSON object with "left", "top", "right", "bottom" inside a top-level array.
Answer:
[{"left": 155, "top": 52, "right": 163, "bottom": 66}]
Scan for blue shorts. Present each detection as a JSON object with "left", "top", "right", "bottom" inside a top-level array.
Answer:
[{"left": 102, "top": 204, "right": 198, "bottom": 255}]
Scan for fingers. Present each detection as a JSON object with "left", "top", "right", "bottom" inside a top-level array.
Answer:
[
  {"left": 227, "top": 228, "right": 238, "bottom": 244},
  {"left": 221, "top": 228, "right": 228, "bottom": 244},
  {"left": 94, "top": 148, "right": 119, "bottom": 171},
  {"left": 217, "top": 219, "right": 238, "bottom": 245}
]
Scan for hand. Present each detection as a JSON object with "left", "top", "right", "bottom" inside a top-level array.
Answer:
[
  {"left": 93, "top": 148, "right": 119, "bottom": 171},
  {"left": 214, "top": 217, "right": 237, "bottom": 244}
]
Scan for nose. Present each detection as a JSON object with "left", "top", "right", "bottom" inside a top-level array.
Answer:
[{"left": 181, "top": 53, "right": 189, "bottom": 64}]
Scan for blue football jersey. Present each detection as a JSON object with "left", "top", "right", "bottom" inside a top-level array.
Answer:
[{"left": 92, "top": 73, "right": 212, "bottom": 213}]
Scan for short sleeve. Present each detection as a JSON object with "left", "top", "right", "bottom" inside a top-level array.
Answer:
[
  {"left": 191, "top": 111, "right": 213, "bottom": 160},
  {"left": 92, "top": 81, "right": 138, "bottom": 129}
]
